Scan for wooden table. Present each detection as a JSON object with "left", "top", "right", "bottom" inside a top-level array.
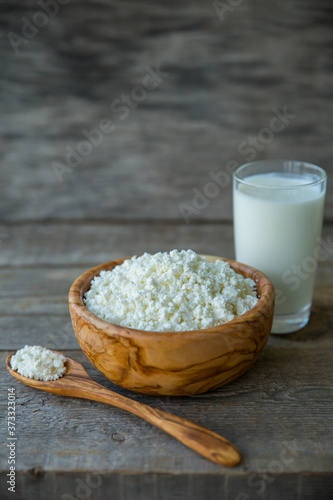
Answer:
[{"left": 1, "top": 1, "right": 333, "bottom": 498}]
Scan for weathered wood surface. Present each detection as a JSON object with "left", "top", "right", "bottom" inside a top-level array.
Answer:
[
  {"left": 1, "top": 346, "right": 333, "bottom": 499},
  {"left": 0, "top": 223, "right": 333, "bottom": 499},
  {"left": 1, "top": 0, "right": 333, "bottom": 497},
  {"left": 1, "top": 0, "right": 333, "bottom": 222}
]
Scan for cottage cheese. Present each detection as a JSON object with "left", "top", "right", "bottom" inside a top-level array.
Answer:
[
  {"left": 84, "top": 249, "right": 258, "bottom": 332},
  {"left": 11, "top": 345, "right": 66, "bottom": 381}
]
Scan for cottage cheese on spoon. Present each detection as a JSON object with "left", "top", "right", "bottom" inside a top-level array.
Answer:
[{"left": 11, "top": 345, "right": 66, "bottom": 381}]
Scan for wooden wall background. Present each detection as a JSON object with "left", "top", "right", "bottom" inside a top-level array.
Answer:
[{"left": 1, "top": 0, "right": 332, "bottom": 223}]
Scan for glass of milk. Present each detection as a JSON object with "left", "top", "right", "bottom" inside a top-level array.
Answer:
[{"left": 233, "top": 160, "right": 327, "bottom": 334}]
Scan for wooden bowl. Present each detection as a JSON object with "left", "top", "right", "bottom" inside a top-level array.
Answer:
[{"left": 68, "top": 255, "right": 275, "bottom": 396}]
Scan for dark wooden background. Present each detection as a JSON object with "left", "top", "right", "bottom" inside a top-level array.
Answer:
[{"left": 1, "top": 1, "right": 333, "bottom": 499}]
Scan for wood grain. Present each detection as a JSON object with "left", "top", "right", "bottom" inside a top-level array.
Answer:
[
  {"left": 68, "top": 255, "right": 274, "bottom": 395},
  {"left": 6, "top": 354, "right": 241, "bottom": 467}
]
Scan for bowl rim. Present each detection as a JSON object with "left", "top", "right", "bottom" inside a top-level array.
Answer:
[{"left": 68, "top": 254, "right": 275, "bottom": 340}]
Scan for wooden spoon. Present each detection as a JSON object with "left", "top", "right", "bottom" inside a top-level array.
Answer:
[{"left": 6, "top": 353, "right": 240, "bottom": 467}]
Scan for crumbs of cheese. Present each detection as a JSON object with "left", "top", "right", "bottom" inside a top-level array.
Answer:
[
  {"left": 11, "top": 345, "right": 66, "bottom": 381},
  {"left": 84, "top": 250, "right": 258, "bottom": 332}
]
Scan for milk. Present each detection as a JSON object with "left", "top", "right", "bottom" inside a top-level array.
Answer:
[{"left": 233, "top": 172, "right": 325, "bottom": 316}]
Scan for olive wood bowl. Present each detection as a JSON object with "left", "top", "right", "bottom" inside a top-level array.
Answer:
[{"left": 68, "top": 255, "right": 275, "bottom": 396}]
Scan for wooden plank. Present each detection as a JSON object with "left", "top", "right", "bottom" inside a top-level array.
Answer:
[
  {"left": 1, "top": 1, "right": 333, "bottom": 222},
  {"left": 2, "top": 142, "right": 333, "bottom": 223},
  {"left": 1, "top": 346, "right": 332, "bottom": 498},
  {"left": 0, "top": 223, "right": 235, "bottom": 267},
  {"left": 1, "top": 471, "right": 331, "bottom": 500},
  {"left": 1, "top": 472, "right": 332, "bottom": 500},
  {"left": 300, "top": 475, "right": 333, "bottom": 500},
  {"left": 1, "top": 137, "right": 332, "bottom": 224},
  {"left": 1, "top": 223, "right": 332, "bottom": 270},
  {"left": 0, "top": 315, "right": 77, "bottom": 351}
]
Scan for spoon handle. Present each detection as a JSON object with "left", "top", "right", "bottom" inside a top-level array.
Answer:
[
  {"left": 76, "top": 379, "right": 241, "bottom": 467},
  {"left": 129, "top": 403, "right": 241, "bottom": 467}
]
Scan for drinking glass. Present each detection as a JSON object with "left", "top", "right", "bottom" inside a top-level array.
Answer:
[{"left": 233, "top": 160, "right": 327, "bottom": 334}]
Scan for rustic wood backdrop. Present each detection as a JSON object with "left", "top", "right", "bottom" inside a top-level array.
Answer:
[
  {"left": 1, "top": 0, "right": 333, "bottom": 222},
  {"left": 1, "top": 0, "right": 332, "bottom": 499}
]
